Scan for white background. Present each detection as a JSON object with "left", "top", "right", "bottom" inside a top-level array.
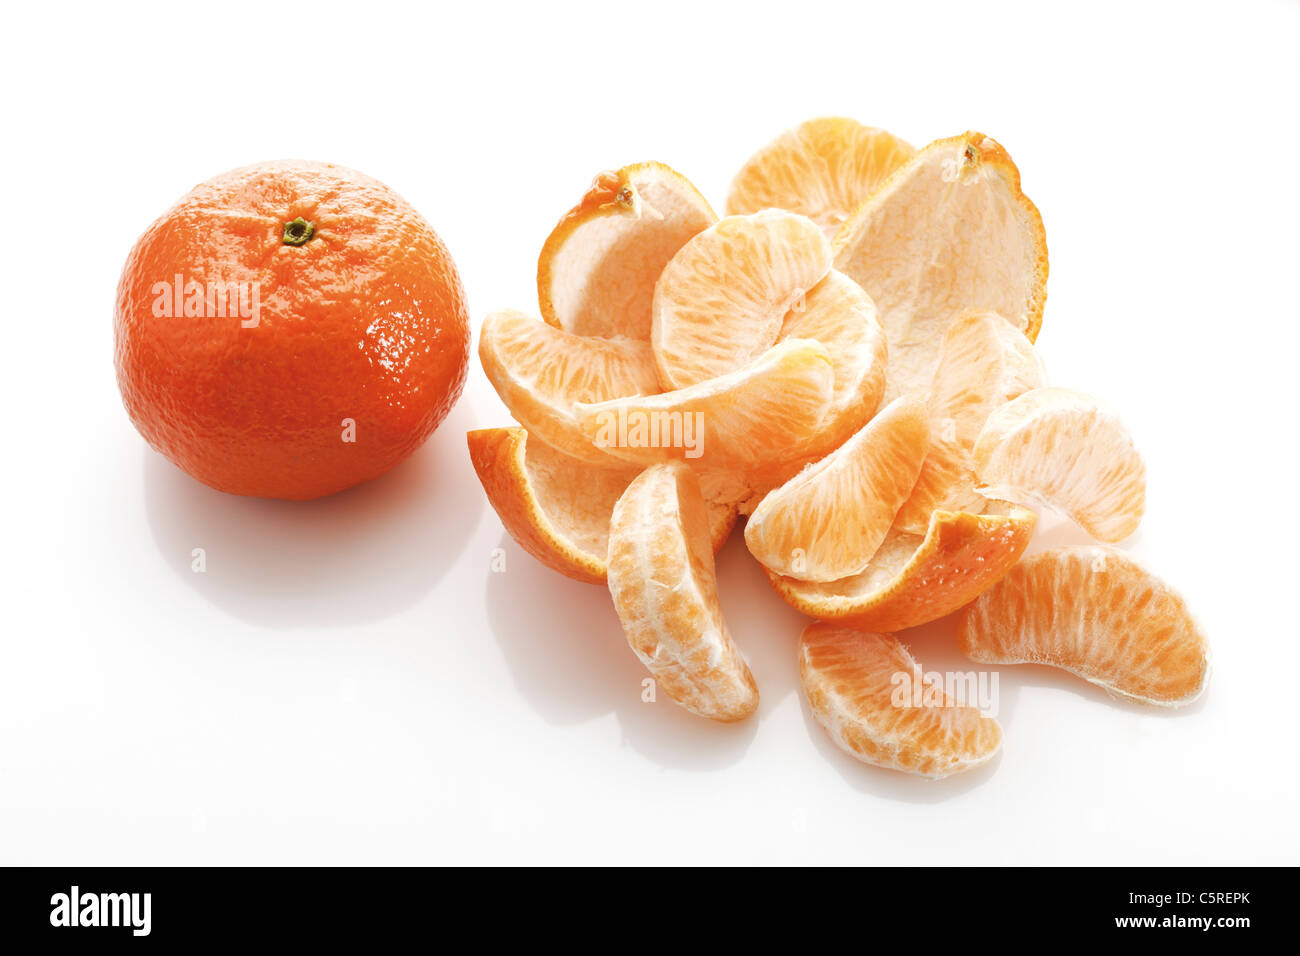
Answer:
[{"left": 1, "top": 0, "right": 1297, "bottom": 865}]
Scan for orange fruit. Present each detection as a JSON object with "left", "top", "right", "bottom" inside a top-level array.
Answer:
[
  {"left": 894, "top": 310, "right": 1047, "bottom": 534},
  {"left": 745, "top": 397, "right": 929, "bottom": 581},
  {"left": 726, "top": 118, "right": 917, "bottom": 237},
  {"left": 538, "top": 162, "right": 716, "bottom": 340},
  {"left": 478, "top": 309, "right": 660, "bottom": 465},
  {"left": 468, "top": 427, "right": 737, "bottom": 584},
  {"left": 834, "top": 132, "right": 1048, "bottom": 400},
  {"left": 651, "top": 210, "right": 832, "bottom": 389},
  {"left": 767, "top": 503, "right": 1037, "bottom": 631},
  {"left": 799, "top": 623, "right": 1002, "bottom": 777},
  {"left": 960, "top": 547, "right": 1209, "bottom": 707},
  {"left": 973, "top": 387, "right": 1145, "bottom": 543},
  {"left": 607, "top": 463, "right": 759, "bottom": 721},
  {"left": 114, "top": 160, "right": 469, "bottom": 499},
  {"left": 576, "top": 338, "right": 834, "bottom": 473}
]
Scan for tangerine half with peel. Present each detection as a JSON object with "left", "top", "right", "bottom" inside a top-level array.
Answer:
[
  {"left": 478, "top": 309, "right": 660, "bottom": 465},
  {"left": 767, "top": 502, "right": 1037, "bottom": 632},
  {"left": 834, "top": 132, "right": 1048, "bottom": 401},
  {"left": 651, "top": 210, "right": 832, "bottom": 389},
  {"left": 607, "top": 463, "right": 759, "bottom": 722},
  {"left": 745, "top": 396, "right": 929, "bottom": 582},
  {"left": 468, "top": 427, "right": 736, "bottom": 585},
  {"left": 959, "top": 547, "right": 1209, "bottom": 707},
  {"left": 799, "top": 623, "right": 1003, "bottom": 778},
  {"left": 973, "top": 387, "right": 1145, "bottom": 543},
  {"left": 538, "top": 162, "right": 716, "bottom": 340},
  {"left": 727, "top": 118, "right": 917, "bottom": 237},
  {"left": 115, "top": 160, "right": 469, "bottom": 500}
]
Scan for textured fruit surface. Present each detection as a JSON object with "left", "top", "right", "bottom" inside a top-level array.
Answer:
[
  {"left": 652, "top": 210, "right": 832, "bottom": 388},
  {"left": 799, "top": 623, "right": 1002, "bottom": 777},
  {"left": 960, "top": 547, "right": 1209, "bottom": 706},
  {"left": 779, "top": 269, "right": 889, "bottom": 460},
  {"left": 538, "top": 162, "right": 716, "bottom": 340},
  {"left": 745, "top": 397, "right": 929, "bottom": 581},
  {"left": 607, "top": 463, "right": 758, "bottom": 721},
  {"left": 468, "top": 428, "right": 737, "bottom": 584},
  {"left": 768, "top": 502, "right": 1037, "bottom": 631},
  {"left": 727, "top": 118, "right": 917, "bottom": 237},
  {"left": 115, "top": 160, "right": 469, "bottom": 499},
  {"left": 576, "top": 338, "right": 834, "bottom": 473},
  {"left": 479, "top": 309, "right": 660, "bottom": 464},
  {"left": 895, "top": 310, "right": 1046, "bottom": 533},
  {"left": 973, "top": 387, "right": 1145, "bottom": 543},
  {"left": 834, "top": 132, "right": 1048, "bottom": 400}
]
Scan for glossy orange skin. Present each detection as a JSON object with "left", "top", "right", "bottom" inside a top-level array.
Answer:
[{"left": 114, "top": 160, "right": 469, "bottom": 499}]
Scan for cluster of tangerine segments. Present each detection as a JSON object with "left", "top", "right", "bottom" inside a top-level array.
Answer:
[{"left": 470, "top": 118, "right": 1209, "bottom": 778}]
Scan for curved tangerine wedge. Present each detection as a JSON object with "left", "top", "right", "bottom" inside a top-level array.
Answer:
[
  {"left": 726, "top": 117, "right": 917, "bottom": 237},
  {"left": 799, "top": 623, "right": 1002, "bottom": 778},
  {"left": 538, "top": 162, "right": 716, "bottom": 340},
  {"left": 576, "top": 338, "right": 834, "bottom": 473},
  {"left": 767, "top": 502, "right": 1037, "bottom": 632},
  {"left": 479, "top": 309, "right": 660, "bottom": 465},
  {"left": 834, "top": 131, "right": 1048, "bottom": 400},
  {"left": 745, "top": 397, "right": 929, "bottom": 582},
  {"left": 973, "top": 387, "right": 1145, "bottom": 543},
  {"left": 607, "top": 463, "right": 758, "bottom": 721},
  {"left": 780, "top": 269, "right": 888, "bottom": 459},
  {"left": 894, "top": 310, "right": 1047, "bottom": 534},
  {"left": 959, "top": 547, "right": 1209, "bottom": 707},
  {"left": 652, "top": 210, "right": 831, "bottom": 389},
  {"left": 467, "top": 427, "right": 737, "bottom": 585}
]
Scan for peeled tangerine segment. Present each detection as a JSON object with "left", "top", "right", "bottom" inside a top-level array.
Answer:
[
  {"left": 960, "top": 547, "right": 1209, "bottom": 707},
  {"left": 781, "top": 269, "right": 888, "bottom": 459},
  {"left": 652, "top": 210, "right": 832, "bottom": 389},
  {"left": 973, "top": 387, "right": 1145, "bottom": 543},
  {"left": 607, "top": 463, "right": 758, "bottom": 721},
  {"left": 894, "top": 310, "right": 1047, "bottom": 534},
  {"left": 538, "top": 162, "right": 716, "bottom": 340},
  {"left": 799, "top": 623, "right": 1002, "bottom": 778},
  {"left": 479, "top": 309, "right": 660, "bottom": 465},
  {"left": 467, "top": 427, "right": 736, "bottom": 585},
  {"left": 726, "top": 117, "right": 917, "bottom": 237},
  {"left": 834, "top": 131, "right": 1048, "bottom": 401},
  {"left": 768, "top": 503, "right": 1037, "bottom": 632},
  {"left": 745, "top": 397, "right": 929, "bottom": 582},
  {"left": 576, "top": 338, "right": 834, "bottom": 473}
]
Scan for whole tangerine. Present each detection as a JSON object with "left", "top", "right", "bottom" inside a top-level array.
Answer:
[{"left": 114, "top": 160, "right": 469, "bottom": 500}]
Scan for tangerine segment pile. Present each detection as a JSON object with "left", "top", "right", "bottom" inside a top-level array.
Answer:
[
  {"left": 894, "top": 310, "right": 1047, "bottom": 534},
  {"left": 769, "top": 503, "right": 1037, "bottom": 631},
  {"left": 960, "top": 548, "right": 1209, "bottom": 706},
  {"left": 467, "top": 428, "right": 736, "bottom": 585},
  {"left": 727, "top": 118, "right": 917, "bottom": 237},
  {"left": 607, "top": 463, "right": 759, "bottom": 721},
  {"left": 576, "top": 338, "right": 834, "bottom": 472},
  {"left": 973, "top": 387, "right": 1146, "bottom": 543},
  {"left": 538, "top": 162, "right": 716, "bottom": 340},
  {"left": 745, "top": 397, "right": 929, "bottom": 582},
  {"left": 834, "top": 132, "right": 1048, "bottom": 401},
  {"left": 652, "top": 210, "right": 832, "bottom": 389},
  {"left": 799, "top": 623, "right": 1002, "bottom": 778},
  {"left": 479, "top": 309, "right": 660, "bottom": 465}
]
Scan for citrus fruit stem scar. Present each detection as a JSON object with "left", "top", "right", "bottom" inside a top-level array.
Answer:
[{"left": 282, "top": 217, "right": 315, "bottom": 246}]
